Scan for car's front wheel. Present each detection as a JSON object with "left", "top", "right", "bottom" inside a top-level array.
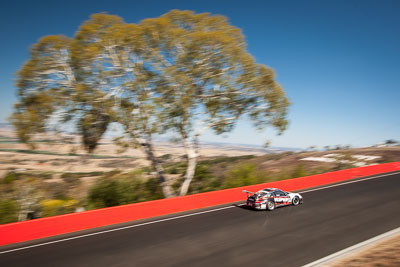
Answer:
[
  {"left": 292, "top": 196, "right": 300, "bottom": 206},
  {"left": 267, "top": 201, "right": 275, "bottom": 211}
]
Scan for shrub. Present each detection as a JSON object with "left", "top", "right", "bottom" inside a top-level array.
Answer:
[
  {"left": 61, "top": 172, "right": 103, "bottom": 179},
  {"left": 86, "top": 175, "right": 163, "bottom": 209},
  {"left": 61, "top": 172, "right": 104, "bottom": 186},
  {"left": 43, "top": 182, "right": 68, "bottom": 199},
  {"left": 291, "top": 163, "right": 308, "bottom": 178},
  {"left": 0, "top": 199, "right": 19, "bottom": 224},
  {"left": 87, "top": 178, "right": 120, "bottom": 208},
  {"left": 200, "top": 155, "right": 255, "bottom": 165},
  {"left": 159, "top": 154, "right": 172, "bottom": 161},
  {"left": 222, "top": 163, "right": 260, "bottom": 189},
  {"left": 2, "top": 172, "right": 19, "bottom": 184},
  {"left": 188, "top": 164, "right": 222, "bottom": 194},
  {"left": 167, "top": 167, "right": 179, "bottom": 174},
  {"left": 40, "top": 199, "right": 79, "bottom": 217}
]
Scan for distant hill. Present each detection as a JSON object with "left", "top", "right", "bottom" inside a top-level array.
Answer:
[
  {"left": 198, "top": 141, "right": 303, "bottom": 153},
  {"left": 0, "top": 122, "right": 12, "bottom": 129},
  {"left": 0, "top": 122, "right": 301, "bottom": 153}
]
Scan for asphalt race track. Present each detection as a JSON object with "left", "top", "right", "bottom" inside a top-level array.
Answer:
[{"left": 1, "top": 172, "right": 400, "bottom": 267}]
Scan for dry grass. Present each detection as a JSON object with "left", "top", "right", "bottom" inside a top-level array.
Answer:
[
  {"left": 0, "top": 139, "right": 266, "bottom": 175},
  {"left": 329, "top": 232, "right": 400, "bottom": 267},
  {"left": 252, "top": 147, "right": 400, "bottom": 173}
]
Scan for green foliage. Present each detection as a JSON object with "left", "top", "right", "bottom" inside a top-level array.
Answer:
[
  {"left": 1, "top": 171, "right": 52, "bottom": 183},
  {"left": 2, "top": 172, "right": 19, "bottom": 184},
  {"left": 222, "top": 163, "right": 260, "bottom": 189},
  {"left": 79, "top": 109, "right": 111, "bottom": 153},
  {"left": 171, "top": 177, "right": 184, "bottom": 192},
  {"left": 87, "top": 178, "right": 120, "bottom": 208},
  {"left": 169, "top": 156, "right": 264, "bottom": 193},
  {"left": 309, "top": 166, "right": 332, "bottom": 175},
  {"left": 188, "top": 164, "right": 222, "bottom": 194},
  {"left": 291, "top": 163, "right": 308, "bottom": 178},
  {"left": 262, "top": 152, "right": 294, "bottom": 161},
  {"left": 159, "top": 154, "right": 172, "bottom": 161},
  {"left": 165, "top": 155, "right": 255, "bottom": 175},
  {"left": 87, "top": 175, "right": 163, "bottom": 209},
  {"left": 61, "top": 175, "right": 81, "bottom": 186},
  {"left": 9, "top": 93, "right": 55, "bottom": 148},
  {"left": 28, "top": 172, "right": 53, "bottom": 180},
  {"left": 11, "top": 29, "right": 114, "bottom": 153},
  {"left": 40, "top": 199, "right": 79, "bottom": 217},
  {"left": 11, "top": 35, "right": 71, "bottom": 147},
  {"left": 200, "top": 155, "right": 255, "bottom": 165},
  {"left": 139, "top": 166, "right": 153, "bottom": 174},
  {"left": 43, "top": 182, "right": 69, "bottom": 200},
  {"left": 0, "top": 199, "right": 19, "bottom": 224},
  {"left": 104, "top": 169, "right": 122, "bottom": 177},
  {"left": 165, "top": 162, "right": 187, "bottom": 175},
  {"left": 168, "top": 167, "right": 179, "bottom": 174},
  {"left": 61, "top": 172, "right": 104, "bottom": 180}
]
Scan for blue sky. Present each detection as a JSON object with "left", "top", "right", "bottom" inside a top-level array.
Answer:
[{"left": 1, "top": 0, "right": 399, "bottom": 149}]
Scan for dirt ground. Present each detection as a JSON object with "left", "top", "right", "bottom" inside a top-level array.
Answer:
[
  {"left": 1, "top": 127, "right": 399, "bottom": 180},
  {"left": 0, "top": 138, "right": 266, "bottom": 178},
  {"left": 251, "top": 147, "right": 400, "bottom": 174},
  {"left": 328, "top": 231, "right": 400, "bottom": 267}
]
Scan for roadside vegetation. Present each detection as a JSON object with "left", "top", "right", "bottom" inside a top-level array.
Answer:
[{"left": 2, "top": 146, "right": 399, "bottom": 224}]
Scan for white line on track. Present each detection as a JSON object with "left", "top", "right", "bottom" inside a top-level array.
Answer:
[
  {"left": 302, "top": 227, "right": 400, "bottom": 267},
  {"left": 298, "top": 172, "right": 398, "bottom": 194},
  {"left": 1, "top": 171, "right": 398, "bottom": 255},
  {"left": 0, "top": 206, "right": 234, "bottom": 255}
]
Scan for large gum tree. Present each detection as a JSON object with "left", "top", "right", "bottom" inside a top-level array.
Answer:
[
  {"left": 11, "top": 10, "right": 289, "bottom": 198},
  {"left": 136, "top": 10, "right": 290, "bottom": 195}
]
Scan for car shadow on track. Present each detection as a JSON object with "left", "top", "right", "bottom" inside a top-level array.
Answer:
[
  {"left": 232, "top": 203, "right": 263, "bottom": 212},
  {"left": 232, "top": 203, "right": 301, "bottom": 214}
]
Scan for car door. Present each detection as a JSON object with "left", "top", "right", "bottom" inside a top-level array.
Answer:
[
  {"left": 274, "top": 191, "right": 283, "bottom": 206},
  {"left": 269, "top": 191, "right": 278, "bottom": 205},
  {"left": 275, "top": 190, "right": 290, "bottom": 206},
  {"left": 278, "top": 190, "right": 291, "bottom": 206}
]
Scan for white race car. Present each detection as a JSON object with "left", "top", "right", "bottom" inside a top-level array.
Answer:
[{"left": 243, "top": 188, "right": 303, "bottom": 211}]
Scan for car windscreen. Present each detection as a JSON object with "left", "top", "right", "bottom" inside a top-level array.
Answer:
[{"left": 252, "top": 192, "right": 268, "bottom": 198}]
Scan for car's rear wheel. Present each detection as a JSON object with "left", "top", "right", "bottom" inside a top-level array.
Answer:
[
  {"left": 267, "top": 201, "right": 275, "bottom": 211},
  {"left": 292, "top": 196, "right": 300, "bottom": 206}
]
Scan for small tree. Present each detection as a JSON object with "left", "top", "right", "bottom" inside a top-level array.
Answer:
[
  {"left": 308, "top": 146, "right": 317, "bottom": 152},
  {"left": 10, "top": 35, "right": 72, "bottom": 148},
  {"left": 385, "top": 139, "right": 398, "bottom": 145},
  {"left": 10, "top": 33, "right": 113, "bottom": 153}
]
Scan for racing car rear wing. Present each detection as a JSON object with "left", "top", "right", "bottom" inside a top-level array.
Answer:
[{"left": 242, "top": 190, "right": 255, "bottom": 195}]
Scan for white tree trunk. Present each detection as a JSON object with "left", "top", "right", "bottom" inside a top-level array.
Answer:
[
  {"left": 142, "top": 141, "right": 175, "bottom": 198},
  {"left": 179, "top": 138, "right": 198, "bottom": 196},
  {"left": 128, "top": 130, "right": 175, "bottom": 198}
]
